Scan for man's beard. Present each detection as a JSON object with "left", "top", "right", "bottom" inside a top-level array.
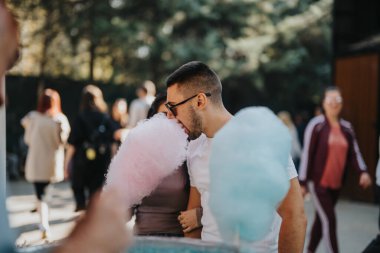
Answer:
[{"left": 188, "top": 107, "right": 203, "bottom": 140}]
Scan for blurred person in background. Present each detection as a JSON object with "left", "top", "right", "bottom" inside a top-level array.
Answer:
[
  {"left": 110, "top": 98, "right": 128, "bottom": 154},
  {"left": 21, "top": 88, "right": 70, "bottom": 239},
  {"left": 294, "top": 111, "right": 308, "bottom": 147},
  {"left": 314, "top": 105, "right": 322, "bottom": 117},
  {"left": 65, "top": 85, "right": 115, "bottom": 212},
  {"left": 299, "top": 86, "right": 372, "bottom": 253},
  {"left": 0, "top": 2, "right": 129, "bottom": 252},
  {"left": 111, "top": 98, "right": 128, "bottom": 130},
  {"left": 278, "top": 111, "right": 302, "bottom": 171},
  {"left": 127, "top": 85, "right": 150, "bottom": 128},
  {"left": 6, "top": 152, "right": 20, "bottom": 181},
  {"left": 144, "top": 80, "right": 156, "bottom": 105}
]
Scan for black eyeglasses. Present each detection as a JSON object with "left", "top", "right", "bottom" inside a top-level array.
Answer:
[{"left": 165, "top": 92, "right": 211, "bottom": 116}]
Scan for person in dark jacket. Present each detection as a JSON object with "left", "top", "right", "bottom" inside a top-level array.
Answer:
[
  {"left": 65, "top": 85, "right": 115, "bottom": 211},
  {"left": 299, "top": 86, "right": 372, "bottom": 253}
]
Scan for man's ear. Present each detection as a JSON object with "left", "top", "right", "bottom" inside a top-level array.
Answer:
[{"left": 197, "top": 93, "right": 208, "bottom": 109}]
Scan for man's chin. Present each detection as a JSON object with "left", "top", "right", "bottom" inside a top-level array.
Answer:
[{"left": 188, "top": 132, "right": 202, "bottom": 141}]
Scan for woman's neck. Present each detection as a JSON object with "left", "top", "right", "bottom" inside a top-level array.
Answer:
[{"left": 326, "top": 113, "right": 339, "bottom": 126}]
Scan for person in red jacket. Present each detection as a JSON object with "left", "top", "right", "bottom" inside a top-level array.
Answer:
[{"left": 299, "top": 86, "right": 372, "bottom": 253}]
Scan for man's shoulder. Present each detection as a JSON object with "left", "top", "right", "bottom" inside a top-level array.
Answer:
[
  {"left": 188, "top": 134, "right": 209, "bottom": 158},
  {"left": 187, "top": 134, "right": 211, "bottom": 173}
]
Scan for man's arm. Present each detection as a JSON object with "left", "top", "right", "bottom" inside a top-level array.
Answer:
[{"left": 277, "top": 178, "right": 307, "bottom": 253}]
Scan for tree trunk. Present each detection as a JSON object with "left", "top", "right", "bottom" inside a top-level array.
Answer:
[
  {"left": 89, "top": 42, "right": 95, "bottom": 82},
  {"left": 38, "top": 8, "right": 55, "bottom": 97},
  {"left": 88, "top": 0, "right": 95, "bottom": 82}
]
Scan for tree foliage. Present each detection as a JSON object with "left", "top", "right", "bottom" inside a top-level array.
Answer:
[{"left": 9, "top": 0, "right": 332, "bottom": 114}]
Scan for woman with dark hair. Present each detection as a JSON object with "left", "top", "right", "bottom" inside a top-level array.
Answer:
[
  {"left": 21, "top": 88, "right": 71, "bottom": 239},
  {"left": 129, "top": 93, "right": 194, "bottom": 237},
  {"left": 146, "top": 93, "right": 167, "bottom": 119},
  {"left": 299, "top": 86, "right": 372, "bottom": 253},
  {"left": 66, "top": 85, "right": 115, "bottom": 212}
]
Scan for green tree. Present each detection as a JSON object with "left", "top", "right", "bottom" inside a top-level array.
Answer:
[{"left": 9, "top": 0, "right": 332, "bottom": 115}]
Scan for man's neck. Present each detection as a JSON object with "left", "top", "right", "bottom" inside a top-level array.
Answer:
[{"left": 203, "top": 108, "right": 233, "bottom": 138}]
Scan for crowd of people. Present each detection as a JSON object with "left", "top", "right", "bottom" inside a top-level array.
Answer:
[
  {"left": 19, "top": 81, "right": 157, "bottom": 237},
  {"left": 2, "top": 1, "right": 380, "bottom": 253}
]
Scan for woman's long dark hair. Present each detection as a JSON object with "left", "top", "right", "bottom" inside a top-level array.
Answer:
[{"left": 147, "top": 93, "right": 167, "bottom": 119}]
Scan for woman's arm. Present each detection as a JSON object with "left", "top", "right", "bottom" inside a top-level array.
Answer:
[
  {"left": 59, "top": 115, "right": 71, "bottom": 144},
  {"left": 64, "top": 144, "right": 75, "bottom": 179},
  {"left": 347, "top": 125, "right": 372, "bottom": 188},
  {"left": 21, "top": 112, "right": 33, "bottom": 145},
  {"left": 180, "top": 186, "right": 202, "bottom": 238}
]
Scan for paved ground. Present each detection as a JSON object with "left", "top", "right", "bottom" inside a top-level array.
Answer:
[
  {"left": 304, "top": 196, "right": 379, "bottom": 253},
  {"left": 6, "top": 181, "right": 78, "bottom": 248},
  {"left": 6, "top": 180, "right": 380, "bottom": 252}
]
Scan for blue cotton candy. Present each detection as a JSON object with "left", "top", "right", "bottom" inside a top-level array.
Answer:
[{"left": 209, "top": 107, "right": 291, "bottom": 243}]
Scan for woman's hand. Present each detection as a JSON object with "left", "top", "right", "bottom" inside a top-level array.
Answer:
[
  {"left": 178, "top": 207, "right": 202, "bottom": 233},
  {"left": 359, "top": 172, "right": 372, "bottom": 189}
]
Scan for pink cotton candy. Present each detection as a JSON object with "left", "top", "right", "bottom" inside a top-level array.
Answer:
[{"left": 105, "top": 113, "right": 188, "bottom": 207}]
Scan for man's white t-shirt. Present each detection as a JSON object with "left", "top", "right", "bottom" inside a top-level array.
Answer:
[{"left": 187, "top": 134, "right": 298, "bottom": 252}]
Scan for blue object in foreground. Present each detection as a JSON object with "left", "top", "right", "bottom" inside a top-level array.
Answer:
[
  {"left": 209, "top": 107, "right": 291, "bottom": 243},
  {"left": 17, "top": 237, "right": 238, "bottom": 253}
]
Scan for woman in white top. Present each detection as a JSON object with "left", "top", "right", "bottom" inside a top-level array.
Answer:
[{"left": 21, "top": 88, "right": 70, "bottom": 239}]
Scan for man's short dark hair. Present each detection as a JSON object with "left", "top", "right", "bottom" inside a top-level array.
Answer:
[{"left": 166, "top": 61, "right": 222, "bottom": 104}]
